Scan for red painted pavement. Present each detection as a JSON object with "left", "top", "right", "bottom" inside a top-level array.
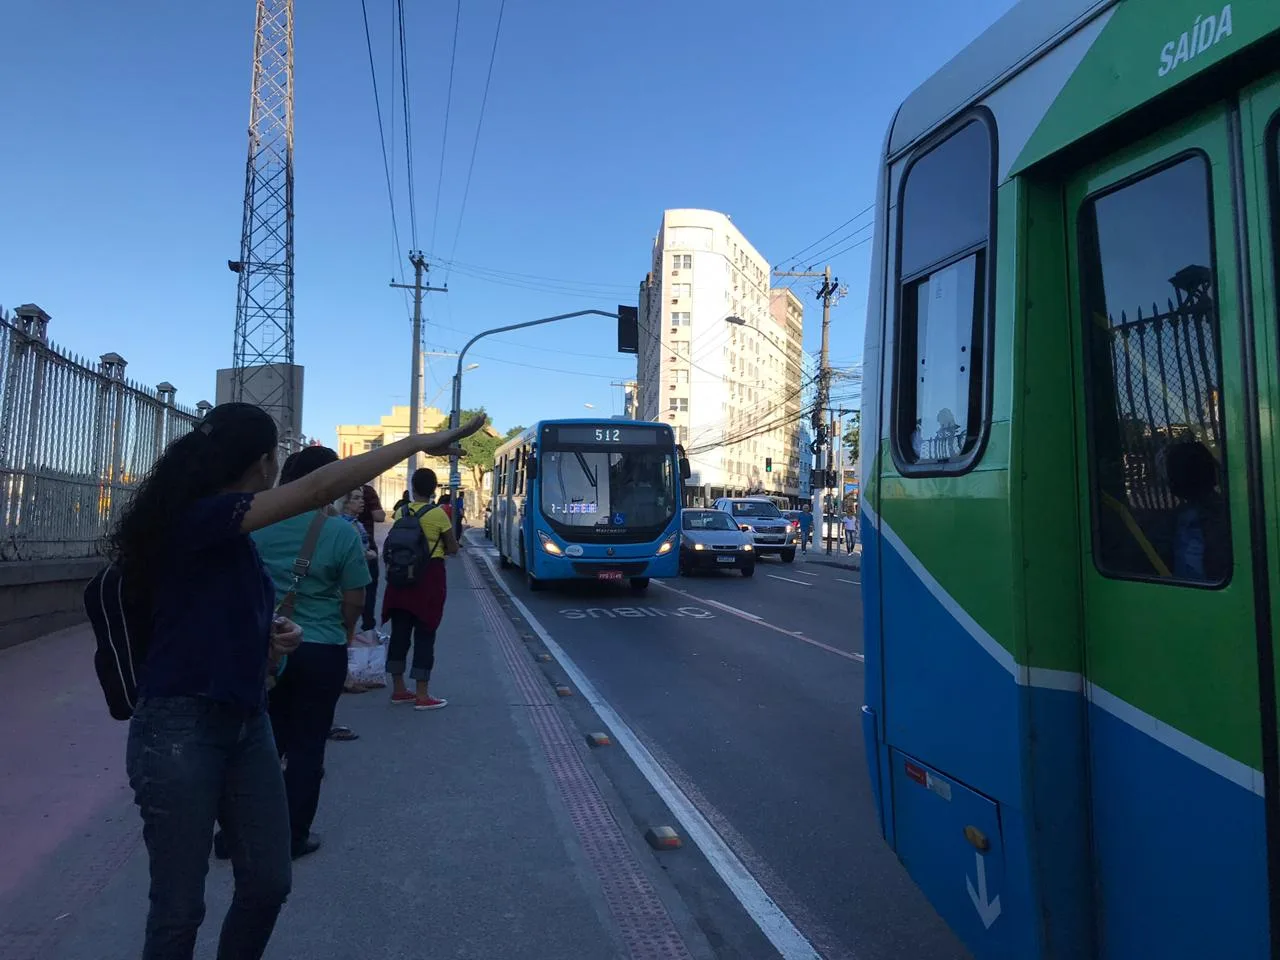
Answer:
[{"left": 0, "top": 625, "right": 132, "bottom": 903}]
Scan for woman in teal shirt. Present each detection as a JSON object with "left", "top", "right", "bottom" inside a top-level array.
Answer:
[{"left": 219, "top": 446, "right": 372, "bottom": 861}]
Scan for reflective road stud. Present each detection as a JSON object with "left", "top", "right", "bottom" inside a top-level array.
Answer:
[
  {"left": 645, "top": 826, "right": 682, "bottom": 850},
  {"left": 586, "top": 732, "right": 612, "bottom": 747},
  {"left": 554, "top": 684, "right": 572, "bottom": 697},
  {"left": 535, "top": 653, "right": 553, "bottom": 662}
]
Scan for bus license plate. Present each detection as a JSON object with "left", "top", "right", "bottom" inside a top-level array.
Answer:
[{"left": 597, "top": 570, "right": 624, "bottom": 582}]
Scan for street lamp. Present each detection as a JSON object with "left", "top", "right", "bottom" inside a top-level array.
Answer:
[
  {"left": 447, "top": 308, "right": 621, "bottom": 536},
  {"left": 427, "top": 363, "right": 478, "bottom": 409}
]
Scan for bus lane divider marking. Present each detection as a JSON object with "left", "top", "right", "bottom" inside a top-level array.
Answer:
[
  {"left": 478, "top": 553, "right": 823, "bottom": 960},
  {"left": 768, "top": 574, "right": 811, "bottom": 586},
  {"left": 653, "top": 581, "right": 864, "bottom": 663}
]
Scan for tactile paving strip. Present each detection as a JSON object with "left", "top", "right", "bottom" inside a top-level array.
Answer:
[{"left": 467, "top": 557, "right": 694, "bottom": 960}]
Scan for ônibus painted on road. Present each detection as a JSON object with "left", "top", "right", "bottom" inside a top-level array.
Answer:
[
  {"left": 860, "top": 1, "right": 1280, "bottom": 958},
  {"left": 491, "top": 419, "right": 690, "bottom": 591}
]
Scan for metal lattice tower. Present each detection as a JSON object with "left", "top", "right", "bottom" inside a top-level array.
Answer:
[{"left": 228, "top": 0, "right": 297, "bottom": 443}]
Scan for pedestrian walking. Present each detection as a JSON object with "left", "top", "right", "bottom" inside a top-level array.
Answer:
[
  {"left": 844, "top": 512, "right": 858, "bottom": 555},
  {"left": 798, "top": 505, "right": 813, "bottom": 554},
  {"left": 107, "top": 402, "right": 485, "bottom": 960},
  {"left": 382, "top": 467, "right": 459, "bottom": 710}
]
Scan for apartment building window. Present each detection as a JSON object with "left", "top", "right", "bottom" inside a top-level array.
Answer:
[
  {"left": 669, "top": 397, "right": 689, "bottom": 412},
  {"left": 673, "top": 254, "right": 692, "bottom": 270},
  {"left": 673, "top": 369, "right": 689, "bottom": 384},
  {"left": 677, "top": 425, "right": 688, "bottom": 444},
  {"left": 671, "top": 283, "right": 691, "bottom": 299},
  {"left": 670, "top": 312, "right": 690, "bottom": 327}
]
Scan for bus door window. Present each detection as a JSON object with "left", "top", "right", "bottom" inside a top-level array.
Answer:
[{"left": 1078, "top": 155, "right": 1232, "bottom": 585}]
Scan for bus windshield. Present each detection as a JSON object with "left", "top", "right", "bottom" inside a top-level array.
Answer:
[{"left": 539, "top": 445, "right": 677, "bottom": 534}]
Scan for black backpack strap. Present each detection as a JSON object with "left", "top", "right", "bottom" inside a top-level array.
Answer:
[{"left": 277, "top": 511, "right": 328, "bottom": 620}]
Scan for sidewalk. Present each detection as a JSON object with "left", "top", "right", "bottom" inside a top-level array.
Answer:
[
  {"left": 799, "top": 541, "right": 862, "bottom": 571},
  {"left": 0, "top": 551, "right": 707, "bottom": 960}
]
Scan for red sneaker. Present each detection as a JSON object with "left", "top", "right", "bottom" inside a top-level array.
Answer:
[
  {"left": 414, "top": 696, "right": 448, "bottom": 711},
  {"left": 390, "top": 690, "right": 416, "bottom": 705}
]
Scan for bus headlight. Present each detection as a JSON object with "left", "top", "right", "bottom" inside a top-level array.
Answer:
[
  {"left": 657, "top": 533, "right": 677, "bottom": 556},
  {"left": 537, "top": 532, "right": 563, "bottom": 556}
]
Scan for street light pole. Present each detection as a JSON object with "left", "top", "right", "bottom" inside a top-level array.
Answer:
[{"left": 447, "top": 309, "right": 619, "bottom": 535}]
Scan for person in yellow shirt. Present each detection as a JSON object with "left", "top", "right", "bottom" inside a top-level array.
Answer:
[{"left": 380, "top": 467, "right": 459, "bottom": 709}]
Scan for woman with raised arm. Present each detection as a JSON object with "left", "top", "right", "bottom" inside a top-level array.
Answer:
[{"left": 108, "top": 402, "right": 484, "bottom": 960}]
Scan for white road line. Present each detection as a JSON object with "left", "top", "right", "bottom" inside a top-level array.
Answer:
[
  {"left": 654, "top": 581, "right": 864, "bottom": 664},
  {"left": 768, "top": 574, "right": 811, "bottom": 586},
  {"left": 479, "top": 554, "right": 823, "bottom": 960},
  {"left": 793, "top": 571, "right": 820, "bottom": 578},
  {"left": 837, "top": 578, "right": 860, "bottom": 585}
]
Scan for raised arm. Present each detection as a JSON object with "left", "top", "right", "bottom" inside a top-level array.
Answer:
[{"left": 239, "top": 414, "right": 486, "bottom": 534}]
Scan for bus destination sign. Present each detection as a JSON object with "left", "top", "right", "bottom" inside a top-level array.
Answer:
[{"left": 552, "top": 425, "right": 666, "bottom": 445}]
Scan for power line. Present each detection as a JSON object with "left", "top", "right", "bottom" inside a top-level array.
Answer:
[
  {"left": 802, "top": 221, "right": 873, "bottom": 270},
  {"left": 359, "top": 0, "right": 404, "bottom": 281},
  {"left": 776, "top": 202, "right": 874, "bottom": 268},
  {"left": 436, "top": 257, "right": 633, "bottom": 293},
  {"left": 429, "top": 0, "right": 461, "bottom": 256},
  {"left": 396, "top": 0, "right": 419, "bottom": 249},
  {"left": 447, "top": 0, "right": 507, "bottom": 275}
]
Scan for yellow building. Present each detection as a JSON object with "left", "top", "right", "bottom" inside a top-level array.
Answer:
[
  {"left": 336, "top": 405, "right": 453, "bottom": 509},
  {"left": 335, "top": 405, "right": 500, "bottom": 514}
]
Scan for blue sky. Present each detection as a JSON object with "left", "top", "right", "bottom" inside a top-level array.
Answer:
[{"left": 1, "top": 0, "right": 1015, "bottom": 444}]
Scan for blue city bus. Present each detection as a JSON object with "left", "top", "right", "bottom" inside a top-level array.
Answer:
[{"left": 491, "top": 419, "right": 690, "bottom": 591}]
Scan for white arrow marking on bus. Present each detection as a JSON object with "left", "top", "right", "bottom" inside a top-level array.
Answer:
[{"left": 966, "top": 852, "right": 1002, "bottom": 929}]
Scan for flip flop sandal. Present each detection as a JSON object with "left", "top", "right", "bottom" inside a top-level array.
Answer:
[{"left": 328, "top": 726, "right": 359, "bottom": 741}]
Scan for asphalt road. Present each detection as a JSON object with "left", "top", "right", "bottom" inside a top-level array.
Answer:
[{"left": 479, "top": 539, "right": 970, "bottom": 960}]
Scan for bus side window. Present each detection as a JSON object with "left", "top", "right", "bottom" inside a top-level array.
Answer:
[
  {"left": 1077, "top": 156, "right": 1231, "bottom": 585},
  {"left": 892, "top": 113, "right": 994, "bottom": 472}
]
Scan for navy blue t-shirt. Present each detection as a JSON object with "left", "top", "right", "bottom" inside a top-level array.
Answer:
[{"left": 138, "top": 492, "right": 276, "bottom": 712}]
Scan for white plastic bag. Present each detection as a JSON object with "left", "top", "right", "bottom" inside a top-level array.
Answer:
[{"left": 346, "top": 630, "right": 388, "bottom": 687}]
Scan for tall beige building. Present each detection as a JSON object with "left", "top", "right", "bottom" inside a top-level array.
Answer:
[{"left": 636, "top": 209, "right": 803, "bottom": 501}]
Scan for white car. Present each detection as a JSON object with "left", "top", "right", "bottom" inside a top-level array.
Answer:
[{"left": 711, "top": 496, "right": 797, "bottom": 562}]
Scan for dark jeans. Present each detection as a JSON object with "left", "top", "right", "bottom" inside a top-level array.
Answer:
[
  {"left": 126, "top": 696, "right": 291, "bottom": 960},
  {"left": 362, "top": 557, "right": 379, "bottom": 631},
  {"left": 267, "top": 642, "right": 348, "bottom": 847},
  {"left": 387, "top": 610, "right": 437, "bottom": 681}
]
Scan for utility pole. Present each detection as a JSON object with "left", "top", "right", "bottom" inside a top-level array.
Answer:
[
  {"left": 390, "top": 251, "right": 447, "bottom": 476},
  {"left": 772, "top": 265, "right": 846, "bottom": 508}
]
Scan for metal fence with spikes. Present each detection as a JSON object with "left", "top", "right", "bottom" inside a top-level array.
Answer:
[{"left": 0, "top": 305, "right": 202, "bottom": 561}]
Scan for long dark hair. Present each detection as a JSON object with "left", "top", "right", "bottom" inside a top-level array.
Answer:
[
  {"left": 108, "top": 403, "right": 278, "bottom": 594},
  {"left": 279, "top": 445, "right": 337, "bottom": 485}
]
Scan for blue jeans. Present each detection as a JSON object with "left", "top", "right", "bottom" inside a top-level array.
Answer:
[{"left": 126, "top": 696, "right": 292, "bottom": 960}]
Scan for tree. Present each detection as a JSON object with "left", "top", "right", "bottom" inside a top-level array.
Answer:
[
  {"left": 842, "top": 410, "right": 861, "bottom": 466},
  {"left": 457, "top": 413, "right": 525, "bottom": 506}
]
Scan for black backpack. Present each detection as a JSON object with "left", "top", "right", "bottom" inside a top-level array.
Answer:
[
  {"left": 382, "top": 504, "right": 441, "bottom": 587},
  {"left": 84, "top": 565, "right": 149, "bottom": 721}
]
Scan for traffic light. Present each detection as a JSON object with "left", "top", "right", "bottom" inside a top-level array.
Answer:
[
  {"left": 765, "top": 457, "right": 772, "bottom": 473},
  {"left": 617, "top": 305, "right": 638, "bottom": 354}
]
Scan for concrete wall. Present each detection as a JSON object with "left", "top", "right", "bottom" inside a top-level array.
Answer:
[{"left": 0, "top": 558, "right": 101, "bottom": 650}]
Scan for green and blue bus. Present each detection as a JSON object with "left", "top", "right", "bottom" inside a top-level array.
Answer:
[
  {"left": 859, "top": 1, "right": 1280, "bottom": 957},
  {"left": 492, "top": 419, "right": 689, "bottom": 591}
]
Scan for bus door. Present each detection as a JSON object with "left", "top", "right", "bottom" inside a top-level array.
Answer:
[{"left": 1064, "top": 77, "right": 1280, "bottom": 958}]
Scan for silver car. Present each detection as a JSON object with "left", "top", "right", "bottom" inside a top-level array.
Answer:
[
  {"left": 679, "top": 509, "right": 755, "bottom": 577},
  {"left": 711, "top": 496, "right": 797, "bottom": 562}
]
